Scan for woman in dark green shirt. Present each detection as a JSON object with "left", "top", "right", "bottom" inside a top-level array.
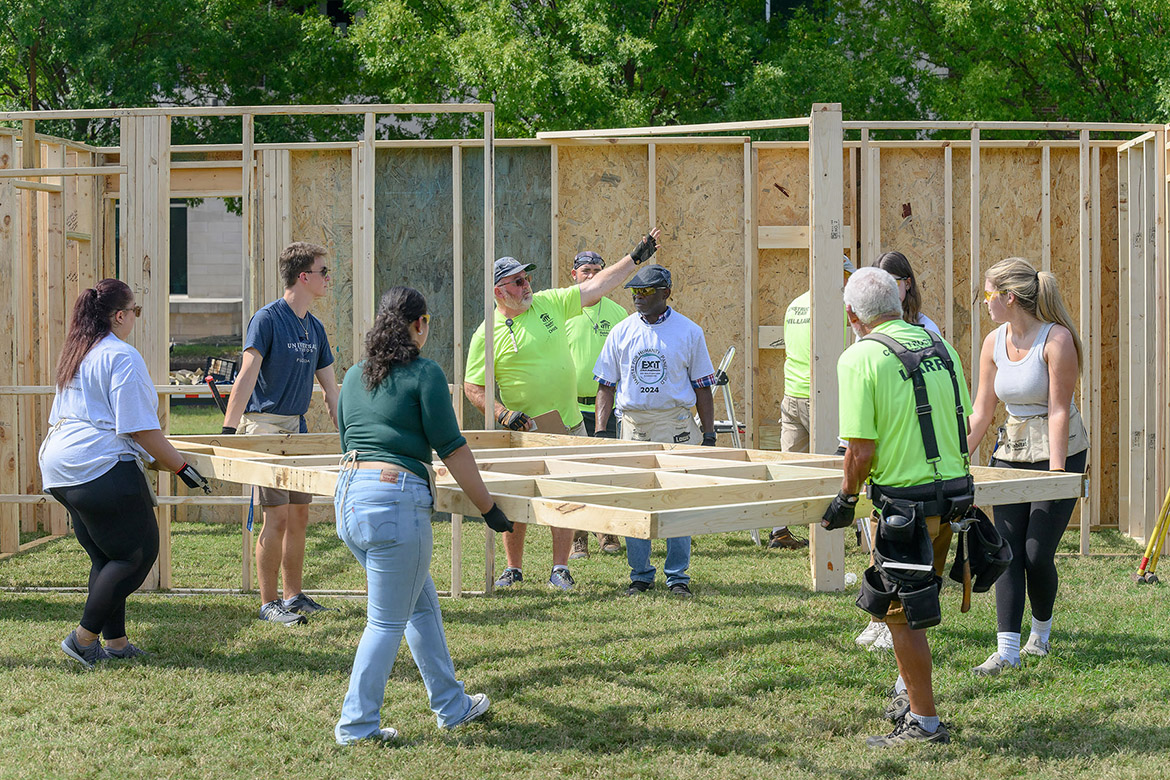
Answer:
[{"left": 334, "top": 286, "right": 513, "bottom": 745}]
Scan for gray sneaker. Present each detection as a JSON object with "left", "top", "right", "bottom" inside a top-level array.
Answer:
[
  {"left": 283, "top": 592, "right": 334, "bottom": 615},
  {"left": 494, "top": 568, "right": 523, "bottom": 588},
  {"left": 866, "top": 715, "right": 950, "bottom": 747},
  {"left": 106, "top": 642, "right": 148, "bottom": 659},
  {"left": 61, "top": 630, "right": 110, "bottom": 669},
  {"left": 260, "top": 599, "right": 307, "bottom": 626},
  {"left": 1021, "top": 634, "right": 1050, "bottom": 657},
  {"left": 548, "top": 567, "right": 575, "bottom": 591},
  {"left": 972, "top": 651, "right": 1021, "bottom": 677},
  {"left": 446, "top": 693, "right": 491, "bottom": 730},
  {"left": 883, "top": 687, "right": 910, "bottom": 722}
]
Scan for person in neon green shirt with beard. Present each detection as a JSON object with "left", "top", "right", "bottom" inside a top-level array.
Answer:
[
  {"left": 564, "top": 250, "right": 629, "bottom": 559},
  {"left": 464, "top": 229, "right": 660, "bottom": 591}
]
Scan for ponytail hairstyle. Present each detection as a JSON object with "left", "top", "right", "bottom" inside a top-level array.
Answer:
[
  {"left": 55, "top": 279, "right": 134, "bottom": 389},
  {"left": 874, "top": 250, "right": 922, "bottom": 326},
  {"left": 985, "top": 257, "right": 1083, "bottom": 370},
  {"left": 362, "top": 286, "right": 428, "bottom": 389}
]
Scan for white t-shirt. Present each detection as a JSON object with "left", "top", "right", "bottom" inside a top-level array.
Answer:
[
  {"left": 593, "top": 308, "right": 716, "bottom": 412},
  {"left": 39, "top": 333, "right": 161, "bottom": 489},
  {"left": 916, "top": 312, "right": 941, "bottom": 335}
]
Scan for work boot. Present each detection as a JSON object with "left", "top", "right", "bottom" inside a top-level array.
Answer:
[
  {"left": 866, "top": 715, "right": 950, "bottom": 747},
  {"left": 569, "top": 535, "right": 589, "bottom": 560},
  {"left": 768, "top": 527, "right": 809, "bottom": 550},
  {"left": 599, "top": 534, "right": 622, "bottom": 554}
]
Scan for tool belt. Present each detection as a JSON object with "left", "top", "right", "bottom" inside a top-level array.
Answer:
[
  {"left": 868, "top": 476, "right": 975, "bottom": 525},
  {"left": 578, "top": 396, "right": 596, "bottom": 405},
  {"left": 994, "top": 403, "right": 1090, "bottom": 463},
  {"left": 856, "top": 503, "right": 943, "bottom": 630},
  {"left": 948, "top": 507, "right": 1012, "bottom": 592}
]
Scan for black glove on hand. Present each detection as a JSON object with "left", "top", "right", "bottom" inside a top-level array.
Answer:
[
  {"left": 593, "top": 429, "right": 616, "bottom": 439},
  {"left": 496, "top": 408, "right": 532, "bottom": 431},
  {"left": 701, "top": 433, "right": 717, "bottom": 447},
  {"left": 177, "top": 463, "right": 211, "bottom": 494},
  {"left": 483, "top": 503, "right": 514, "bottom": 533},
  {"left": 820, "top": 491, "right": 859, "bottom": 530},
  {"left": 629, "top": 232, "right": 658, "bottom": 265},
  {"left": 220, "top": 426, "right": 237, "bottom": 435}
]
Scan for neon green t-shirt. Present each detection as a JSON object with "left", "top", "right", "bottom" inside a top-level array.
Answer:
[
  {"left": 466, "top": 286, "right": 584, "bottom": 428},
  {"left": 837, "top": 319, "right": 972, "bottom": 488},
  {"left": 782, "top": 291, "right": 849, "bottom": 399},
  {"left": 566, "top": 296, "right": 629, "bottom": 412}
]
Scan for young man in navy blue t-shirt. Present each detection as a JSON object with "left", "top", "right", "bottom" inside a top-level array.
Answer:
[{"left": 222, "top": 242, "right": 341, "bottom": 625}]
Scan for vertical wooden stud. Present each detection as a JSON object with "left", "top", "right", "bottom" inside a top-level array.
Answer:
[
  {"left": 944, "top": 145, "right": 954, "bottom": 341},
  {"left": 969, "top": 129, "right": 982, "bottom": 464},
  {"left": 1127, "top": 143, "right": 1146, "bottom": 537},
  {"left": 1042, "top": 145, "right": 1052, "bottom": 273},
  {"left": 743, "top": 141, "right": 757, "bottom": 447},
  {"left": 549, "top": 144, "right": 559, "bottom": 288},
  {"left": 648, "top": 142, "right": 657, "bottom": 229},
  {"left": 0, "top": 133, "right": 19, "bottom": 552},
  {"left": 483, "top": 110, "right": 497, "bottom": 591},
  {"left": 1143, "top": 136, "right": 1158, "bottom": 540},
  {"left": 451, "top": 143, "right": 464, "bottom": 598},
  {"left": 353, "top": 112, "right": 376, "bottom": 342},
  {"left": 1117, "top": 148, "right": 1131, "bottom": 535}
]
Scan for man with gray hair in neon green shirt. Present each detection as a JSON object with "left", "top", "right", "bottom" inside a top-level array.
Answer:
[{"left": 464, "top": 229, "right": 661, "bottom": 591}]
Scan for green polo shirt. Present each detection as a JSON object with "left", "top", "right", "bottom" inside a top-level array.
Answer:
[
  {"left": 837, "top": 319, "right": 972, "bottom": 488},
  {"left": 466, "top": 286, "right": 585, "bottom": 428},
  {"left": 566, "top": 296, "right": 629, "bottom": 412},
  {"left": 782, "top": 291, "right": 849, "bottom": 399}
]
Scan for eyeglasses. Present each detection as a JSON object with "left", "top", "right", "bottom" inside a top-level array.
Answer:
[
  {"left": 303, "top": 266, "right": 330, "bottom": 278},
  {"left": 983, "top": 290, "right": 1002, "bottom": 302},
  {"left": 496, "top": 275, "right": 530, "bottom": 289},
  {"left": 122, "top": 305, "right": 142, "bottom": 317},
  {"left": 893, "top": 276, "right": 910, "bottom": 283},
  {"left": 630, "top": 287, "right": 663, "bottom": 297},
  {"left": 420, "top": 314, "right": 431, "bottom": 325}
]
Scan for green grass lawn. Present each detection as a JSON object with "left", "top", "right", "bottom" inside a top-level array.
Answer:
[
  {"left": 1, "top": 524, "right": 1167, "bottom": 780},
  {"left": 168, "top": 401, "right": 227, "bottom": 436}
]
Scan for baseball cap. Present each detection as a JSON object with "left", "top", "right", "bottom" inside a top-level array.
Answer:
[
  {"left": 493, "top": 256, "right": 537, "bottom": 285},
  {"left": 624, "top": 264, "right": 672, "bottom": 289},
  {"left": 573, "top": 250, "right": 605, "bottom": 270}
]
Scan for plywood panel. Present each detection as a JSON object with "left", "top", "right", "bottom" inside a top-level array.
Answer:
[
  {"left": 655, "top": 143, "right": 746, "bottom": 415},
  {"left": 556, "top": 145, "right": 648, "bottom": 271},
  {"left": 460, "top": 146, "right": 552, "bottom": 427}
]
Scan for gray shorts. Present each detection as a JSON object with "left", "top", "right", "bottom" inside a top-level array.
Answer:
[{"left": 239, "top": 412, "right": 312, "bottom": 507}]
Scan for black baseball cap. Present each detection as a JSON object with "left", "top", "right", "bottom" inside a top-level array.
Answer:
[
  {"left": 493, "top": 256, "right": 537, "bottom": 285},
  {"left": 624, "top": 263, "right": 672, "bottom": 289},
  {"left": 573, "top": 250, "right": 605, "bottom": 270}
]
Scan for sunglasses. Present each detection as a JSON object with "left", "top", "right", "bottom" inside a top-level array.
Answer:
[
  {"left": 496, "top": 275, "right": 530, "bottom": 289},
  {"left": 420, "top": 314, "right": 431, "bottom": 325},
  {"left": 893, "top": 276, "right": 910, "bottom": 283},
  {"left": 983, "top": 290, "right": 1002, "bottom": 302},
  {"left": 630, "top": 287, "right": 664, "bottom": 297},
  {"left": 303, "top": 266, "right": 330, "bottom": 278},
  {"left": 122, "top": 305, "right": 143, "bottom": 317}
]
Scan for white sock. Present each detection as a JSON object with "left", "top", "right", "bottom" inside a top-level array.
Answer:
[
  {"left": 997, "top": 631, "right": 1021, "bottom": 664},
  {"left": 1031, "top": 616, "right": 1053, "bottom": 643},
  {"left": 893, "top": 675, "right": 907, "bottom": 695},
  {"left": 909, "top": 711, "right": 939, "bottom": 733}
]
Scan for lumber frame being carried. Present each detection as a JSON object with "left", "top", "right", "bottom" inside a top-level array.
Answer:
[{"left": 172, "top": 432, "right": 1082, "bottom": 591}]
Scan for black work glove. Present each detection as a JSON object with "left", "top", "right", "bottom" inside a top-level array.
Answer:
[
  {"left": 594, "top": 429, "right": 616, "bottom": 439},
  {"left": 629, "top": 232, "right": 659, "bottom": 265},
  {"left": 220, "top": 426, "right": 237, "bottom": 435},
  {"left": 701, "top": 433, "right": 717, "bottom": 447},
  {"left": 496, "top": 408, "right": 532, "bottom": 431},
  {"left": 483, "top": 503, "right": 514, "bottom": 533},
  {"left": 177, "top": 463, "right": 212, "bottom": 494},
  {"left": 820, "top": 491, "right": 859, "bottom": 530}
]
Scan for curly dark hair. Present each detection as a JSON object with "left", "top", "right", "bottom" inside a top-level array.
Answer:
[
  {"left": 874, "top": 250, "right": 922, "bottom": 327},
  {"left": 55, "top": 279, "right": 134, "bottom": 389},
  {"left": 362, "top": 287, "right": 428, "bottom": 389}
]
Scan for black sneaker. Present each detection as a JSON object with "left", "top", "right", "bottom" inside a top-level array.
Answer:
[
  {"left": 284, "top": 592, "right": 334, "bottom": 615},
  {"left": 668, "top": 582, "right": 694, "bottom": 597},
  {"left": 61, "top": 630, "right": 110, "bottom": 669},
  {"left": 883, "top": 687, "right": 910, "bottom": 722},
  {"left": 625, "top": 580, "right": 653, "bottom": 596},
  {"left": 494, "top": 567, "right": 523, "bottom": 588},
  {"left": 865, "top": 715, "right": 950, "bottom": 747},
  {"left": 106, "top": 642, "right": 148, "bottom": 660},
  {"left": 260, "top": 599, "right": 307, "bottom": 626}
]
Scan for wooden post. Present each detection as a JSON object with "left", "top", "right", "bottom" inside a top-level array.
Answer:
[
  {"left": 1143, "top": 136, "right": 1158, "bottom": 540},
  {"left": 1117, "top": 147, "right": 1131, "bottom": 536},
  {"left": 1041, "top": 145, "right": 1052, "bottom": 272},
  {"left": 743, "top": 141, "right": 758, "bottom": 447},
  {"left": 549, "top": 144, "right": 559, "bottom": 288},
  {"left": 807, "top": 103, "right": 845, "bottom": 593},
  {"left": 18, "top": 127, "right": 38, "bottom": 534},
  {"left": 353, "top": 112, "right": 376, "bottom": 342},
  {"left": 969, "top": 129, "right": 982, "bottom": 464},
  {"left": 944, "top": 145, "right": 954, "bottom": 341},
  {"left": 0, "top": 133, "right": 19, "bottom": 553},
  {"left": 648, "top": 142, "right": 657, "bottom": 228},
  {"left": 1127, "top": 143, "right": 1146, "bottom": 538},
  {"left": 483, "top": 111, "right": 496, "bottom": 591},
  {"left": 451, "top": 143, "right": 465, "bottom": 597},
  {"left": 1154, "top": 129, "right": 1167, "bottom": 515}
]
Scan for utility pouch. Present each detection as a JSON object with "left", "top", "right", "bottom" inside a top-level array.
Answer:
[
  {"left": 873, "top": 510, "right": 934, "bottom": 589},
  {"left": 899, "top": 576, "right": 943, "bottom": 630},
  {"left": 877, "top": 499, "right": 923, "bottom": 544},
  {"left": 856, "top": 565, "right": 898, "bottom": 619}
]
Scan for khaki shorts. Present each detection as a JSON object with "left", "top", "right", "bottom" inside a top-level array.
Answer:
[
  {"left": 239, "top": 412, "right": 312, "bottom": 507},
  {"left": 869, "top": 512, "right": 952, "bottom": 626},
  {"left": 779, "top": 395, "right": 810, "bottom": 453}
]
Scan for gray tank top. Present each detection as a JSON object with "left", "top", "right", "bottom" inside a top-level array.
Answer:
[{"left": 992, "top": 322, "right": 1073, "bottom": 417}]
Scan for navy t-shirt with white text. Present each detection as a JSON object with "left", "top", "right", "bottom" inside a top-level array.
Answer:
[{"left": 243, "top": 298, "right": 334, "bottom": 425}]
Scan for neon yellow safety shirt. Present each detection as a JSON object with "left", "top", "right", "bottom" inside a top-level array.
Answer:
[
  {"left": 837, "top": 318, "right": 972, "bottom": 488},
  {"left": 466, "top": 286, "right": 585, "bottom": 428},
  {"left": 565, "top": 296, "right": 629, "bottom": 412},
  {"left": 782, "top": 291, "right": 848, "bottom": 399}
]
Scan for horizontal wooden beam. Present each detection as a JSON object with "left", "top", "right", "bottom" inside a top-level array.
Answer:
[
  {"left": 759, "top": 224, "right": 853, "bottom": 249},
  {"left": 0, "top": 166, "right": 126, "bottom": 178},
  {"left": 759, "top": 326, "right": 785, "bottom": 350},
  {"left": 538, "top": 117, "right": 811, "bottom": 139},
  {"left": 0, "top": 103, "right": 495, "bottom": 121}
]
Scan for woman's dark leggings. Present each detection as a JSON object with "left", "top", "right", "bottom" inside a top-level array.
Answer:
[
  {"left": 988, "top": 449, "right": 1087, "bottom": 634},
  {"left": 49, "top": 459, "right": 159, "bottom": 640}
]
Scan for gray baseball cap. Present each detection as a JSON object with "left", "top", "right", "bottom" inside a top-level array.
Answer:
[
  {"left": 624, "top": 263, "right": 672, "bottom": 289},
  {"left": 493, "top": 256, "right": 537, "bottom": 285}
]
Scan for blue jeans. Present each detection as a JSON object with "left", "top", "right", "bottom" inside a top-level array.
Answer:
[
  {"left": 625, "top": 536, "right": 691, "bottom": 587},
  {"left": 334, "top": 469, "right": 475, "bottom": 744}
]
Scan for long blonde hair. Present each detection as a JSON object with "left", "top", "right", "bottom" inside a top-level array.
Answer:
[{"left": 985, "top": 257, "right": 1083, "bottom": 369}]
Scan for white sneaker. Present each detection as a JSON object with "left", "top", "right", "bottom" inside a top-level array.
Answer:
[
  {"left": 855, "top": 621, "right": 886, "bottom": 647},
  {"left": 377, "top": 727, "right": 398, "bottom": 741},
  {"left": 972, "top": 651, "right": 1021, "bottom": 677},
  {"left": 867, "top": 623, "right": 894, "bottom": 652},
  {"left": 1021, "top": 634, "right": 1050, "bottom": 657},
  {"left": 446, "top": 693, "right": 490, "bottom": 729}
]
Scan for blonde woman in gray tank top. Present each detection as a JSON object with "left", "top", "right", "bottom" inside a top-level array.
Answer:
[{"left": 966, "top": 257, "right": 1087, "bottom": 678}]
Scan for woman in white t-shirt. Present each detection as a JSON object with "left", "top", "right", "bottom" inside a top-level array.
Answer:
[{"left": 39, "top": 279, "right": 209, "bottom": 668}]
